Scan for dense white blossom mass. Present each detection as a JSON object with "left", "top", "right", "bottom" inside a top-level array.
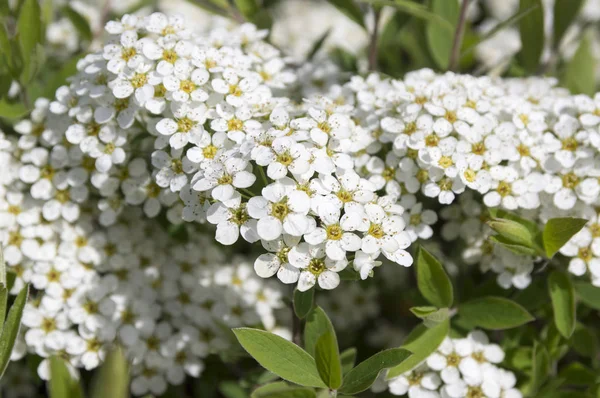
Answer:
[{"left": 3, "top": 8, "right": 600, "bottom": 396}]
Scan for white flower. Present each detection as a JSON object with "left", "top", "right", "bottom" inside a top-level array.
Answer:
[
  {"left": 254, "top": 235, "right": 302, "bottom": 283},
  {"left": 193, "top": 157, "right": 256, "bottom": 201},
  {"left": 247, "top": 178, "right": 312, "bottom": 240},
  {"left": 206, "top": 194, "right": 259, "bottom": 245},
  {"left": 304, "top": 202, "right": 361, "bottom": 261},
  {"left": 288, "top": 243, "right": 347, "bottom": 291},
  {"left": 152, "top": 149, "right": 195, "bottom": 192},
  {"left": 156, "top": 102, "right": 208, "bottom": 149}
]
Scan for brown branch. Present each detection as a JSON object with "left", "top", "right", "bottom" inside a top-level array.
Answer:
[
  {"left": 368, "top": 8, "right": 382, "bottom": 71},
  {"left": 448, "top": 0, "right": 471, "bottom": 72}
]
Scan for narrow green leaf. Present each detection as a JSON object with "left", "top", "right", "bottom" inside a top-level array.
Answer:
[
  {"left": 517, "top": 0, "right": 544, "bottom": 73},
  {"left": 0, "top": 284, "right": 29, "bottom": 378},
  {"left": 251, "top": 382, "right": 316, "bottom": 398},
  {"left": 426, "top": 0, "right": 459, "bottom": 69},
  {"left": 358, "top": 0, "right": 454, "bottom": 32},
  {"left": 306, "top": 29, "right": 331, "bottom": 61},
  {"left": 340, "top": 348, "right": 357, "bottom": 376},
  {"left": 90, "top": 346, "right": 129, "bottom": 398},
  {"left": 48, "top": 356, "right": 84, "bottom": 398},
  {"left": 293, "top": 288, "right": 314, "bottom": 319},
  {"left": 17, "top": 0, "right": 43, "bottom": 80},
  {"left": 62, "top": 6, "right": 92, "bottom": 42},
  {"left": 531, "top": 342, "right": 550, "bottom": 395},
  {"left": 548, "top": 271, "right": 576, "bottom": 338},
  {"left": 304, "top": 307, "right": 335, "bottom": 358},
  {"left": 416, "top": 247, "right": 453, "bottom": 308},
  {"left": 233, "top": 328, "right": 326, "bottom": 388},
  {"left": 553, "top": 0, "right": 584, "bottom": 48},
  {"left": 461, "top": 3, "right": 540, "bottom": 59},
  {"left": 458, "top": 296, "right": 534, "bottom": 330},
  {"left": 561, "top": 34, "right": 596, "bottom": 96},
  {"left": 574, "top": 281, "right": 600, "bottom": 310},
  {"left": 340, "top": 348, "right": 411, "bottom": 394},
  {"left": 387, "top": 320, "right": 449, "bottom": 379},
  {"left": 315, "top": 331, "right": 342, "bottom": 389},
  {"left": 233, "top": 0, "right": 259, "bottom": 20},
  {"left": 326, "top": 0, "right": 366, "bottom": 29},
  {"left": 543, "top": 217, "right": 588, "bottom": 258}
]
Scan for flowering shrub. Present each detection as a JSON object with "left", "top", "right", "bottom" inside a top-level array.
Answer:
[{"left": 1, "top": 0, "right": 600, "bottom": 397}]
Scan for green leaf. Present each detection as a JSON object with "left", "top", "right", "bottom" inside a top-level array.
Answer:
[
  {"left": 0, "top": 100, "right": 29, "bottom": 119},
  {"left": 219, "top": 381, "right": 249, "bottom": 398},
  {"left": 359, "top": 0, "right": 454, "bottom": 32},
  {"left": 337, "top": 266, "right": 361, "bottom": 281},
  {"left": 574, "top": 281, "right": 600, "bottom": 310},
  {"left": 62, "top": 6, "right": 92, "bottom": 42},
  {"left": 387, "top": 320, "right": 449, "bottom": 379},
  {"left": 570, "top": 323, "right": 598, "bottom": 358},
  {"left": 326, "top": 0, "right": 366, "bottom": 29},
  {"left": 416, "top": 246, "right": 453, "bottom": 308},
  {"left": 304, "top": 306, "right": 335, "bottom": 358},
  {"left": 315, "top": 331, "right": 342, "bottom": 389},
  {"left": 251, "top": 382, "right": 316, "bottom": 398},
  {"left": 517, "top": 0, "right": 544, "bottom": 73},
  {"left": 426, "top": 0, "right": 459, "bottom": 69},
  {"left": 233, "top": 328, "right": 326, "bottom": 388},
  {"left": 293, "top": 288, "right": 314, "bottom": 319},
  {"left": 340, "top": 348, "right": 411, "bottom": 394},
  {"left": 17, "top": 0, "right": 43, "bottom": 81},
  {"left": 48, "top": 357, "right": 84, "bottom": 398},
  {"left": 488, "top": 218, "right": 536, "bottom": 250},
  {"left": 409, "top": 306, "right": 449, "bottom": 328},
  {"left": 0, "top": 244, "right": 5, "bottom": 287},
  {"left": 90, "top": 346, "right": 129, "bottom": 398},
  {"left": 553, "top": 0, "right": 584, "bottom": 48},
  {"left": 461, "top": 3, "right": 540, "bottom": 59},
  {"left": 0, "top": 284, "right": 29, "bottom": 378},
  {"left": 489, "top": 235, "right": 538, "bottom": 256},
  {"left": 458, "top": 296, "right": 534, "bottom": 330},
  {"left": 340, "top": 348, "right": 357, "bottom": 376},
  {"left": 548, "top": 271, "right": 576, "bottom": 338},
  {"left": 558, "top": 362, "right": 596, "bottom": 386},
  {"left": 543, "top": 217, "right": 588, "bottom": 258},
  {"left": 531, "top": 342, "right": 550, "bottom": 395},
  {"left": 561, "top": 33, "right": 596, "bottom": 96},
  {"left": 0, "top": 286, "right": 6, "bottom": 331}
]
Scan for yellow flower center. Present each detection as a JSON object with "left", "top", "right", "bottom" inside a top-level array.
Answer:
[
  {"left": 368, "top": 223, "right": 385, "bottom": 239},
  {"left": 227, "top": 118, "right": 244, "bottom": 131},
  {"left": 326, "top": 224, "right": 343, "bottom": 240},
  {"left": 131, "top": 73, "right": 147, "bottom": 88},
  {"left": 562, "top": 172, "right": 580, "bottom": 189},
  {"left": 121, "top": 47, "right": 136, "bottom": 61}
]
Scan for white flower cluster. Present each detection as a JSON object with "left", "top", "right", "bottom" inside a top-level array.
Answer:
[
  {"left": 0, "top": 13, "right": 294, "bottom": 395},
  {"left": 7, "top": 7, "right": 600, "bottom": 395},
  {"left": 387, "top": 331, "right": 521, "bottom": 398}
]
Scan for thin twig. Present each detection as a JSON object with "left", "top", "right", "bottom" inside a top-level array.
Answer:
[
  {"left": 291, "top": 302, "right": 301, "bottom": 346},
  {"left": 368, "top": 7, "right": 382, "bottom": 71},
  {"left": 448, "top": 0, "right": 471, "bottom": 72}
]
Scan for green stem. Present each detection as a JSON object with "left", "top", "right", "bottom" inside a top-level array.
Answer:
[{"left": 258, "top": 166, "right": 269, "bottom": 186}]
